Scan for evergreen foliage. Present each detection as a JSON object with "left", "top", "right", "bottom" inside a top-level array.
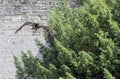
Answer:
[{"left": 14, "top": 0, "right": 120, "bottom": 79}]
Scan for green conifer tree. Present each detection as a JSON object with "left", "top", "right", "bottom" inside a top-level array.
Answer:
[{"left": 14, "top": 0, "right": 120, "bottom": 79}]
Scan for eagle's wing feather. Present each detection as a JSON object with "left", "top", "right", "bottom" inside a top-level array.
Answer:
[
  {"left": 40, "top": 26, "right": 54, "bottom": 45},
  {"left": 14, "top": 22, "right": 34, "bottom": 34}
]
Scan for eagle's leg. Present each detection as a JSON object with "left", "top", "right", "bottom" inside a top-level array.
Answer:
[
  {"left": 32, "top": 29, "right": 37, "bottom": 36},
  {"left": 31, "top": 25, "right": 36, "bottom": 30}
]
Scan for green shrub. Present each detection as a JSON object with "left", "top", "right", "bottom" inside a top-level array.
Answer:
[{"left": 14, "top": 0, "right": 120, "bottom": 79}]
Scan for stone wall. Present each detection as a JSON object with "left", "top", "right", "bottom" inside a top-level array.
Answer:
[{"left": 0, "top": 0, "right": 77, "bottom": 79}]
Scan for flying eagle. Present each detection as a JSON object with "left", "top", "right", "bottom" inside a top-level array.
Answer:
[{"left": 14, "top": 22, "right": 54, "bottom": 45}]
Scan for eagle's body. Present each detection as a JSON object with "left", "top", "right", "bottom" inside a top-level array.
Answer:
[{"left": 15, "top": 22, "right": 54, "bottom": 45}]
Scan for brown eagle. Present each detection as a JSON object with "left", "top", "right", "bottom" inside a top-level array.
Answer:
[{"left": 14, "top": 22, "right": 54, "bottom": 45}]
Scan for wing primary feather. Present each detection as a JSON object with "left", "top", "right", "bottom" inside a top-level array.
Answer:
[
  {"left": 14, "top": 22, "right": 34, "bottom": 34},
  {"left": 14, "top": 25, "right": 24, "bottom": 34},
  {"left": 40, "top": 25, "right": 54, "bottom": 45}
]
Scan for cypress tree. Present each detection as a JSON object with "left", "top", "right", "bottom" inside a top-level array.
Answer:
[{"left": 14, "top": 0, "right": 120, "bottom": 79}]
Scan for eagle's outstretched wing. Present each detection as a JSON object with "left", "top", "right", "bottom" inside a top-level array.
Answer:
[
  {"left": 40, "top": 25, "right": 54, "bottom": 46},
  {"left": 14, "top": 22, "right": 35, "bottom": 34},
  {"left": 15, "top": 22, "right": 54, "bottom": 45}
]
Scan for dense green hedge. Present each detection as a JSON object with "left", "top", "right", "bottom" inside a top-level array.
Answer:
[{"left": 14, "top": 0, "right": 120, "bottom": 79}]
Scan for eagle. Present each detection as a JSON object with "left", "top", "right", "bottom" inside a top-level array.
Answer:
[{"left": 14, "top": 22, "right": 54, "bottom": 46}]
